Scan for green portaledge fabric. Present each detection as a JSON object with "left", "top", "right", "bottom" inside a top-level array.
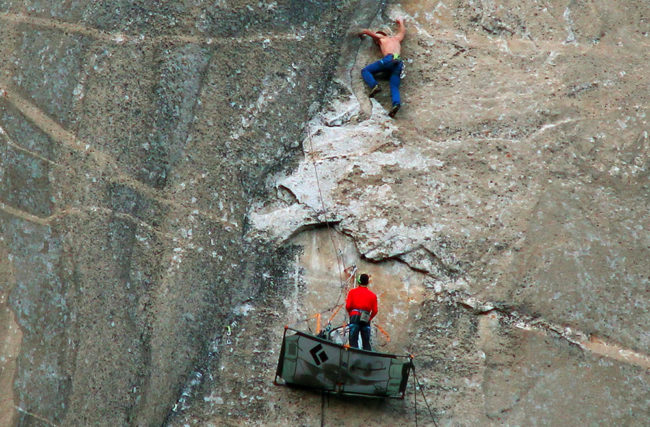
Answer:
[{"left": 277, "top": 329, "right": 411, "bottom": 398}]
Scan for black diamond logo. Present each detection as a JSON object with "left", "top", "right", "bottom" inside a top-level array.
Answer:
[{"left": 309, "top": 344, "right": 329, "bottom": 365}]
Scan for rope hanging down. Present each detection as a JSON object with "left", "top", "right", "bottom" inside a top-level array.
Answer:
[
  {"left": 287, "top": 265, "right": 357, "bottom": 331},
  {"left": 411, "top": 363, "right": 439, "bottom": 427},
  {"left": 306, "top": 127, "right": 349, "bottom": 305},
  {"left": 413, "top": 366, "right": 418, "bottom": 427}
]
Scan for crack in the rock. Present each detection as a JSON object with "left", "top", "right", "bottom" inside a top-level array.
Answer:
[
  {"left": 454, "top": 292, "right": 650, "bottom": 369},
  {"left": 282, "top": 219, "right": 344, "bottom": 245},
  {"left": 277, "top": 222, "right": 648, "bottom": 369},
  {"left": 0, "top": 202, "right": 50, "bottom": 226},
  {"left": 0, "top": 126, "right": 59, "bottom": 167},
  {"left": 387, "top": 253, "right": 432, "bottom": 274},
  {"left": 392, "top": 246, "right": 461, "bottom": 279},
  {"left": 13, "top": 406, "right": 58, "bottom": 427},
  {"left": 276, "top": 185, "right": 299, "bottom": 206},
  {"left": 1, "top": 83, "right": 243, "bottom": 231},
  {"left": 0, "top": 203, "right": 181, "bottom": 243},
  {"left": 361, "top": 242, "right": 461, "bottom": 279},
  {"left": 0, "top": 12, "right": 307, "bottom": 46}
]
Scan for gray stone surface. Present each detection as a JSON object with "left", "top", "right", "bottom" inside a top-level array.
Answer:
[
  {"left": 509, "top": 181, "right": 649, "bottom": 353},
  {"left": 1, "top": 1, "right": 363, "bottom": 425},
  {"left": 482, "top": 324, "right": 649, "bottom": 425},
  {"left": 1, "top": 1, "right": 648, "bottom": 426},
  {"left": 11, "top": 28, "right": 88, "bottom": 126}
]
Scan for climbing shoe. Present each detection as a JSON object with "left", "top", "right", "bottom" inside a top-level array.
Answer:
[
  {"left": 388, "top": 104, "right": 400, "bottom": 118},
  {"left": 369, "top": 85, "right": 381, "bottom": 98}
]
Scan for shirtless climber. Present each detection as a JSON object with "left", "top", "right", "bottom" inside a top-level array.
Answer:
[{"left": 359, "top": 18, "right": 406, "bottom": 118}]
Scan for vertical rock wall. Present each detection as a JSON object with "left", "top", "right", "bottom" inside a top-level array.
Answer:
[
  {"left": 237, "top": 0, "right": 648, "bottom": 426},
  {"left": 0, "top": 1, "right": 374, "bottom": 425},
  {"left": 1, "top": 1, "right": 648, "bottom": 426}
]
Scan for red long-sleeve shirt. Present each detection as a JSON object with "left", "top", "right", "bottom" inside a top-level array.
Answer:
[{"left": 345, "top": 286, "right": 378, "bottom": 322}]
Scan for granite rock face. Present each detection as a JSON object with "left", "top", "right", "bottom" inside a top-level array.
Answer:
[
  {"left": 0, "top": 1, "right": 369, "bottom": 425},
  {"left": 1, "top": 1, "right": 648, "bottom": 426}
]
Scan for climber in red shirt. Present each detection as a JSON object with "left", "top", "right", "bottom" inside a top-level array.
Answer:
[{"left": 345, "top": 273, "right": 378, "bottom": 351}]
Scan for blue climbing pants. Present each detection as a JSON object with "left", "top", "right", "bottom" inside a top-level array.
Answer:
[
  {"left": 349, "top": 322, "right": 372, "bottom": 351},
  {"left": 361, "top": 54, "right": 403, "bottom": 106}
]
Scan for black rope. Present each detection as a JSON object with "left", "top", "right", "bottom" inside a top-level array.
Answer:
[
  {"left": 412, "top": 364, "right": 439, "bottom": 427},
  {"left": 413, "top": 363, "right": 418, "bottom": 427}
]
